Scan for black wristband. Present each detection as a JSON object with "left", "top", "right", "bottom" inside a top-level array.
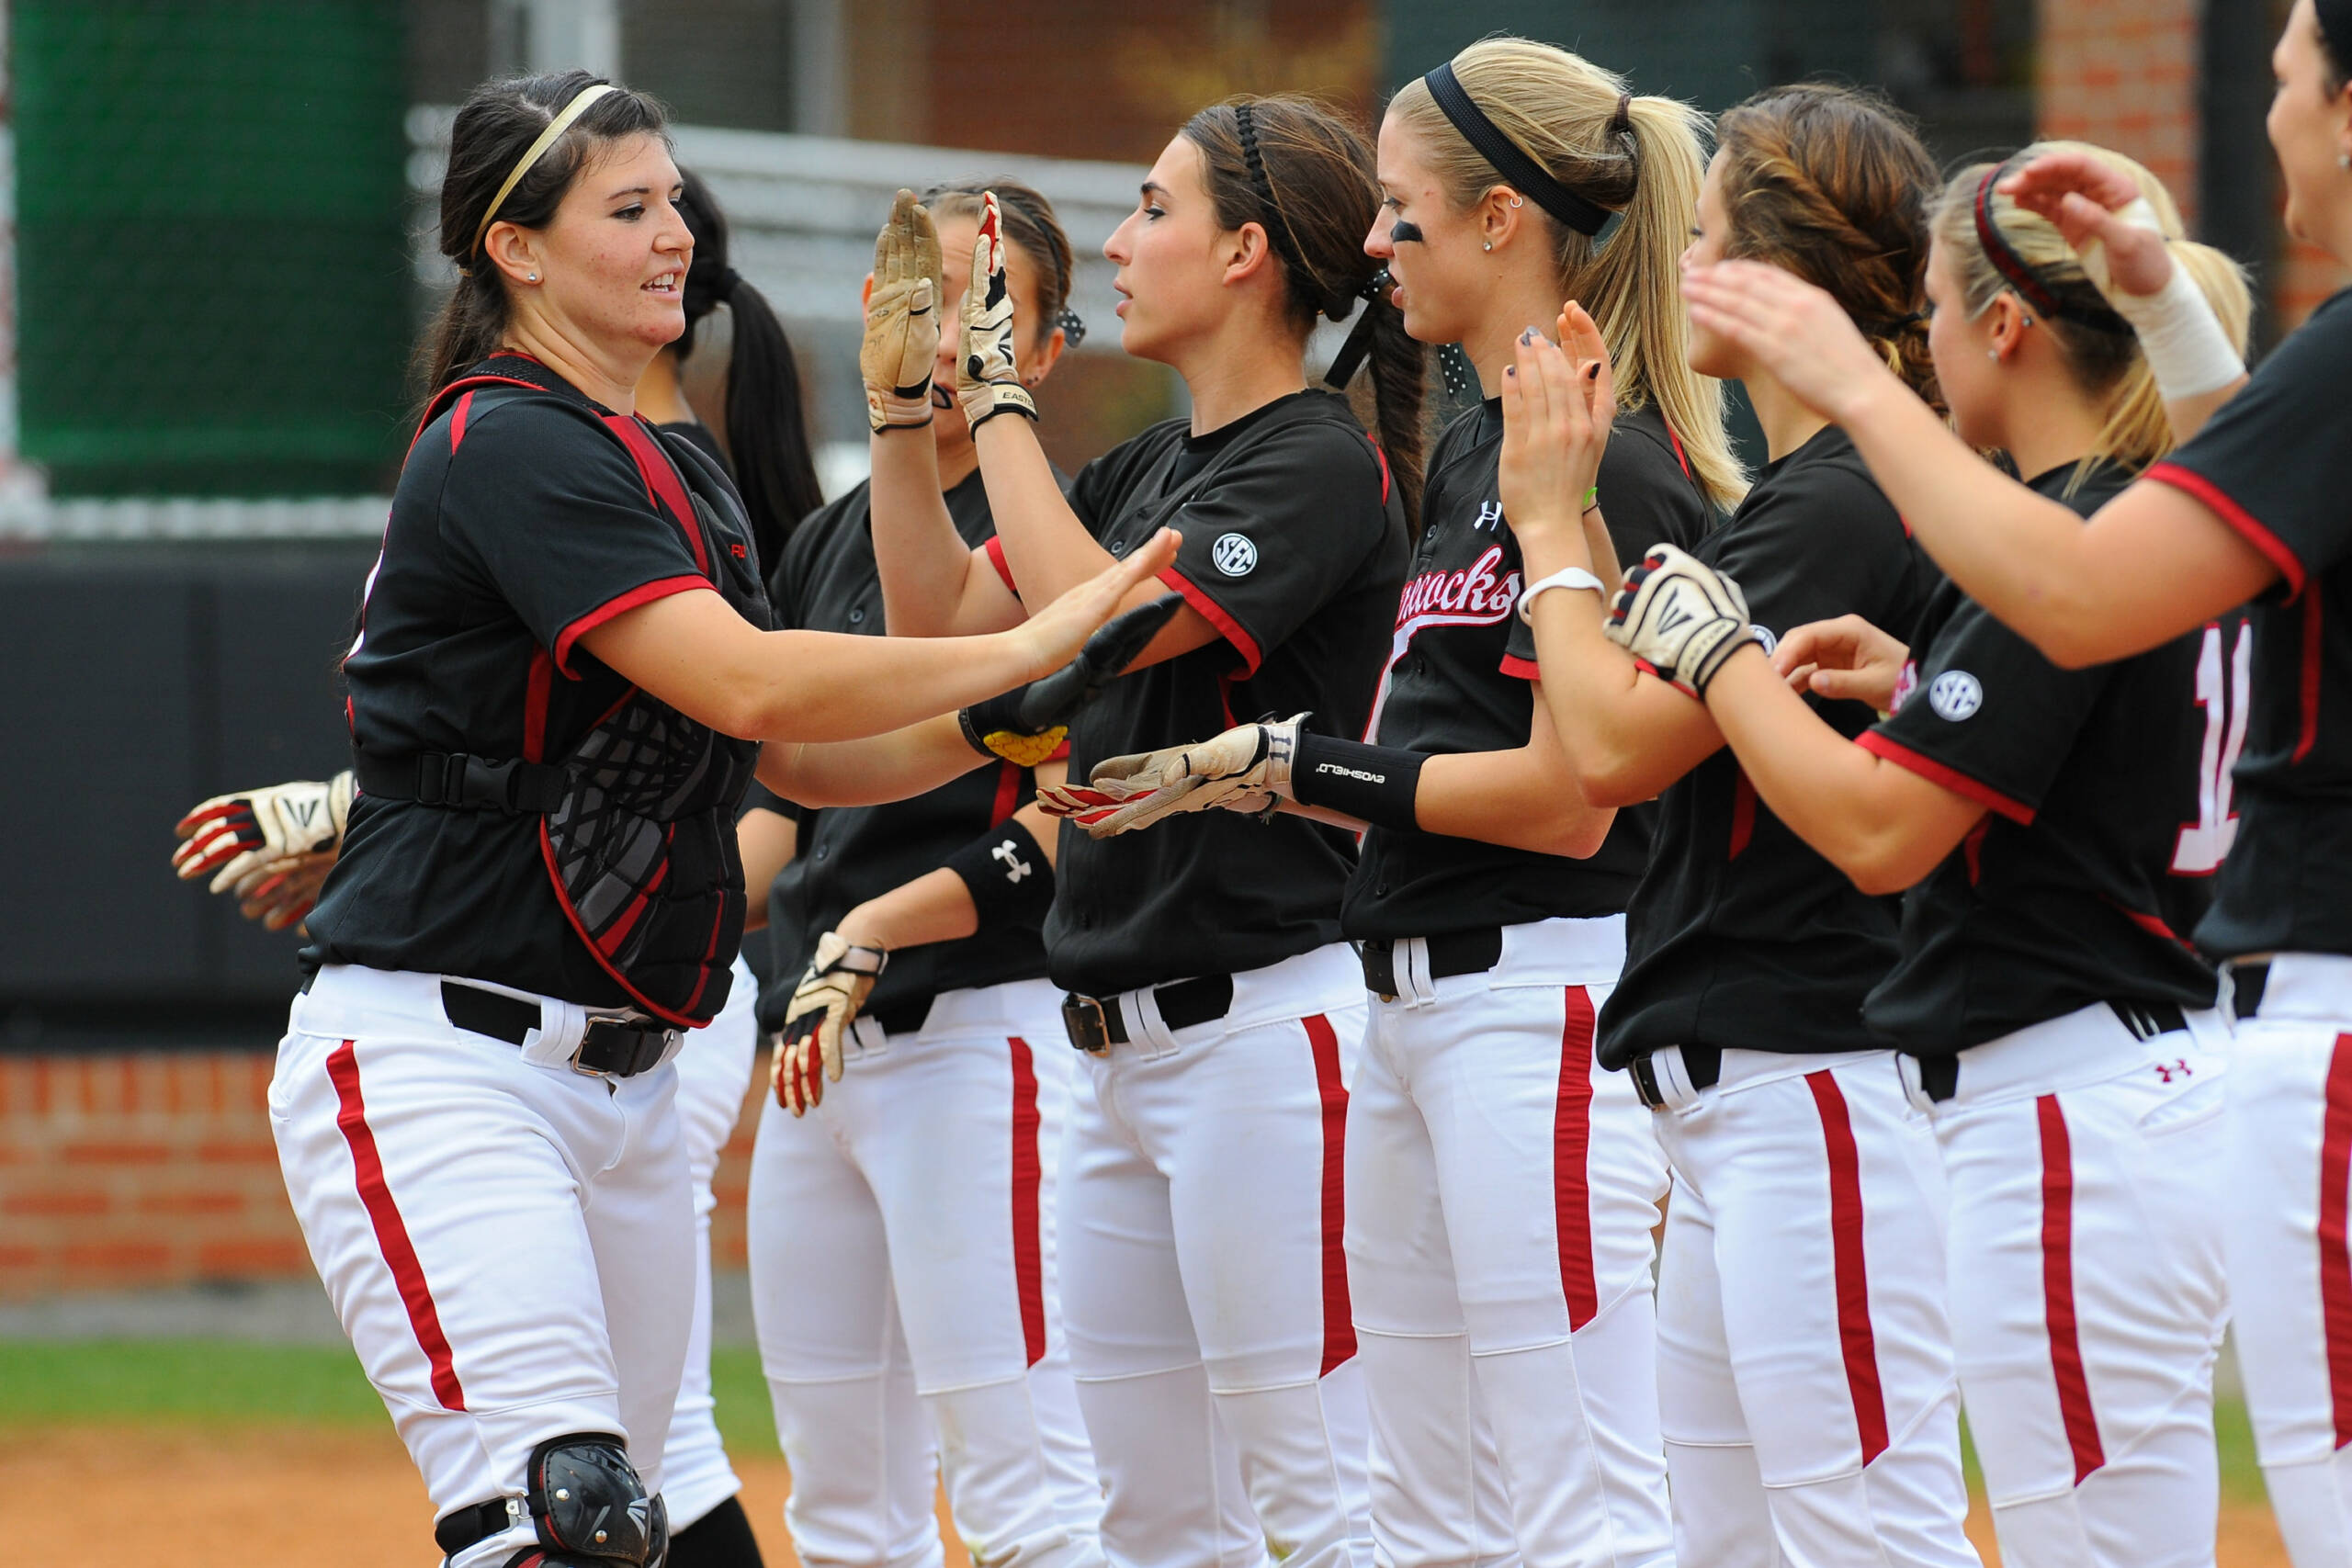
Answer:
[
  {"left": 1287, "top": 733, "right": 1425, "bottom": 833},
  {"left": 944, "top": 817, "right": 1056, "bottom": 931}
]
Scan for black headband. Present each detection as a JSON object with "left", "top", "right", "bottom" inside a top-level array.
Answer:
[
  {"left": 1972, "top": 161, "right": 2132, "bottom": 336},
  {"left": 1423, "top": 62, "right": 1615, "bottom": 238},
  {"left": 1234, "top": 101, "right": 1354, "bottom": 322}
]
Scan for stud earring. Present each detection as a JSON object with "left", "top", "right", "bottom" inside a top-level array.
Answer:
[
  {"left": 526, "top": 272, "right": 538, "bottom": 282},
  {"left": 2340, "top": 152, "right": 2350, "bottom": 169},
  {"left": 1986, "top": 349, "right": 1998, "bottom": 360},
  {"left": 1483, "top": 241, "right": 1494, "bottom": 253}
]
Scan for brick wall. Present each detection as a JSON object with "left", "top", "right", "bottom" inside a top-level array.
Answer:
[{"left": 0, "top": 1052, "right": 769, "bottom": 1302}]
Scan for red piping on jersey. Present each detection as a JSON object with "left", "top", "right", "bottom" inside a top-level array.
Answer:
[
  {"left": 1855, "top": 731, "right": 2036, "bottom": 826},
  {"left": 522, "top": 650, "right": 553, "bottom": 764},
  {"left": 1666, "top": 422, "right": 1691, "bottom": 480},
  {"left": 2320, "top": 1035, "right": 2352, "bottom": 1449},
  {"left": 2106, "top": 898, "right": 2197, "bottom": 953},
  {"left": 1727, "top": 769, "right": 1758, "bottom": 859},
  {"left": 2037, "top": 1093, "right": 2106, "bottom": 1484},
  {"left": 1159, "top": 566, "right": 1263, "bottom": 675},
  {"left": 1010, "top": 1036, "right": 1047, "bottom": 1367},
  {"left": 2145, "top": 461, "right": 2306, "bottom": 604},
  {"left": 536, "top": 819, "right": 703, "bottom": 1029},
  {"left": 1367, "top": 434, "right": 1393, "bottom": 505},
  {"left": 606, "top": 414, "right": 709, "bottom": 576},
  {"left": 327, "top": 1040, "right": 467, "bottom": 1412},
  {"left": 450, "top": 390, "right": 475, "bottom": 453},
  {"left": 990, "top": 761, "right": 1023, "bottom": 827},
  {"left": 984, "top": 536, "right": 1020, "bottom": 596},
  {"left": 1555, "top": 987, "right": 1600, "bottom": 1330},
  {"left": 551, "top": 576, "right": 711, "bottom": 678},
  {"left": 1306, "top": 1013, "right": 1357, "bottom": 1376},
  {"left": 1498, "top": 652, "right": 1542, "bottom": 682},
  {"left": 1962, "top": 818, "right": 1989, "bottom": 885},
  {"left": 1807, "top": 1069, "right": 1890, "bottom": 1465},
  {"left": 2301, "top": 592, "right": 2326, "bottom": 766}
]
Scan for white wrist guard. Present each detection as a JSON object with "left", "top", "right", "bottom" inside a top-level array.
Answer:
[
  {"left": 1519, "top": 567, "right": 1606, "bottom": 624},
  {"left": 2078, "top": 198, "right": 2242, "bottom": 400}
]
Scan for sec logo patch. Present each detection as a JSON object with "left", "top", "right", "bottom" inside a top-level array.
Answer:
[
  {"left": 1212, "top": 533, "right": 1259, "bottom": 577},
  {"left": 1928, "top": 670, "right": 1984, "bottom": 721}
]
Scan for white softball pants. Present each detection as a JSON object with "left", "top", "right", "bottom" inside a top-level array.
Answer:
[
  {"left": 2223, "top": 952, "right": 2352, "bottom": 1568},
  {"left": 1904, "top": 1002, "right": 2230, "bottom": 1568},
  {"left": 272, "top": 964, "right": 696, "bottom": 1568},
  {"left": 746, "top": 976, "right": 1102, "bottom": 1568},
  {"left": 1344, "top": 916, "right": 1672, "bottom": 1568},
  {"left": 1058, "top": 942, "right": 1374, "bottom": 1568},
  {"left": 1646, "top": 1045, "right": 1978, "bottom": 1568},
  {"left": 664, "top": 955, "right": 763, "bottom": 1533}
]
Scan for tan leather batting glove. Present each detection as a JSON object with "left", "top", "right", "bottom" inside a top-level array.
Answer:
[
  {"left": 1603, "top": 546, "right": 1759, "bottom": 700},
  {"left": 957, "top": 193, "right": 1036, "bottom": 432},
  {"left": 1068, "top": 715, "right": 1306, "bottom": 837},
  {"left": 174, "top": 771, "right": 355, "bottom": 896},
  {"left": 229, "top": 851, "right": 338, "bottom": 932},
  {"left": 770, "top": 931, "right": 888, "bottom": 1116},
  {"left": 862, "top": 189, "right": 945, "bottom": 433}
]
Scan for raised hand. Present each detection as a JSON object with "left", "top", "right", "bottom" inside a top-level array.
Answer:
[
  {"left": 862, "top": 189, "right": 945, "bottom": 432},
  {"left": 1680, "top": 260, "right": 1897, "bottom": 425},
  {"left": 1770, "top": 614, "right": 1912, "bottom": 711},
  {"left": 958, "top": 193, "right": 1037, "bottom": 431},
  {"left": 1011, "top": 528, "right": 1182, "bottom": 682},
  {"left": 1497, "top": 318, "right": 1612, "bottom": 550},
  {"left": 1996, "top": 150, "right": 2173, "bottom": 301}
]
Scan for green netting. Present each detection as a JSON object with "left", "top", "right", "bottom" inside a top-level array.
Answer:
[{"left": 15, "top": 1, "right": 409, "bottom": 495}]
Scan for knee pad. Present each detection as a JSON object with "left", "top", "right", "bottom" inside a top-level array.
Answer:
[{"left": 447, "top": 1432, "right": 670, "bottom": 1568}]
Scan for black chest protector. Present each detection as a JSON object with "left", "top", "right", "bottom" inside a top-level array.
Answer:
[{"left": 358, "top": 358, "right": 768, "bottom": 1026}]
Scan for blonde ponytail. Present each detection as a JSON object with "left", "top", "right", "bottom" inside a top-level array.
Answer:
[
  {"left": 1391, "top": 39, "right": 1746, "bottom": 510},
  {"left": 1931, "top": 140, "right": 2252, "bottom": 490}
]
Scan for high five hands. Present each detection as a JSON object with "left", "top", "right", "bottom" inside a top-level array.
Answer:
[{"left": 1494, "top": 302, "right": 1616, "bottom": 553}]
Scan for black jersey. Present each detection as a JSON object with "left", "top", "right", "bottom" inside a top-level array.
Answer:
[
  {"left": 1343, "top": 401, "right": 1712, "bottom": 940},
  {"left": 1860, "top": 462, "right": 2229, "bottom": 1052},
  {"left": 1046, "top": 389, "right": 1408, "bottom": 997},
  {"left": 307, "top": 357, "right": 769, "bottom": 1021},
  {"left": 2147, "top": 288, "right": 2352, "bottom": 961},
  {"left": 1598, "top": 424, "right": 1941, "bottom": 1066},
  {"left": 757, "top": 469, "right": 1053, "bottom": 1032}
]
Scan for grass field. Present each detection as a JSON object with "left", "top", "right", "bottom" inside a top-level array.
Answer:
[{"left": 0, "top": 1337, "right": 2292, "bottom": 1566}]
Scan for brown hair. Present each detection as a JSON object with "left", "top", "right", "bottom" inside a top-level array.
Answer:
[
  {"left": 416, "top": 70, "right": 671, "bottom": 403},
  {"left": 922, "top": 180, "right": 1078, "bottom": 347},
  {"left": 1933, "top": 141, "right": 2251, "bottom": 491},
  {"left": 1182, "top": 95, "right": 1429, "bottom": 535},
  {"left": 1715, "top": 85, "right": 1942, "bottom": 405},
  {"left": 1390, "top": 39, "right": 1744, "bottom": 509}
]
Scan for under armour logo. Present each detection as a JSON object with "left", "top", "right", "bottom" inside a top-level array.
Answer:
[
  {"left": 1475, "top": 500, "right": 1505, "bottom": 531},
  {"left": 992, "top": 840, "right": 1033, "bottom": 882},
  {"left": 2154, "top": 1057, "right": 2193, "bottom": 1084}
]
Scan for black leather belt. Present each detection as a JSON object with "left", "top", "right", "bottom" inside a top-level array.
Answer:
[
  {"left": 441, "top": 980, "right": 677, "bottom": 1077},
  {"left": 2232, "top": 962, "right": 2269, "bottom": 1021},
  {"left": 1911, "top": 998, "right": 2192, "bottom": 1104},
  {"left": 1359, "top": 926, "right": 1505, "bottom": 999},
  {"left": 1063, "top": 974, "right": 1235, "bottom": 1054},
  {"left": 1630, "top": 1045, "right": 1721, "bottom": 1111}
]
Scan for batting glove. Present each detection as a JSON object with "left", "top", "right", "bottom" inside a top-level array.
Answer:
[
  {"left": 1067, "top": 714, "right": 1306, "bottom": 837},
  {"left": 957, "top": 194, "right": 1037, "bottom": 432},
  {"left": 770, "top": 931, "right": 888, "bottom": 1117},
  {"left": 862, "top": 189, "right": 945, "bottom": 433},
  {"left": 230, "top": 851, "right": 337, "bottom": 932},
  {"left": 1604, "top": 546, "right": 1760, "bottom": 700},
  {"left": 173, "top": 771, "right": 355, "bottom": 895},
  {"left": 961, "top": 592, "right": 1181, "bottom": 767}
]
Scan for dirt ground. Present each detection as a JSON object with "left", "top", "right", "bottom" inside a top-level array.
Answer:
[{"left": 5, "top": 1423, "right": 2291, "bottom": 1567}]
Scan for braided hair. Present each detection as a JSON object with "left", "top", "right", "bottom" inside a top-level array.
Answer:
[{"left": 1715, "top": 85, "right": 1943, "bottom": 409}]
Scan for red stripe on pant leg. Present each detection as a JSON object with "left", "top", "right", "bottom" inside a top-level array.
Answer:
[
  {"left": 2317, "top": 1035, "right": 2352, "bottom": 1447},
  {"left": 1555, "top": 987, "right": 1600, "bottom": 1329},
  {"left": 2036, "top": 1094, "right": 2105, "bottom": 1482},
  {"left": 325, "top": 1040, "right": 467, "bottom": 1412},
  {"left": 1306, "top": 1014, "right": 1356, "bottom": 1375},
  {"left": 1805, "top": 1069, "right": 1888, "bottom": 1464},
  {"left": 1009, "top": 1036, "right": 1046, "bottom": 1368}
]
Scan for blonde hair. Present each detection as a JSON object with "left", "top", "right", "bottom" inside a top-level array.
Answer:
[
  {"left": 1932, "top": 141, "right": 2251, "bottom": 491},
  {"left": 1390, "top": 38, "right": 1745, "bottom": 510}
]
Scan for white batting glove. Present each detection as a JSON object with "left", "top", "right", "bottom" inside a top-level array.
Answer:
[
  {"left": 957, "top": 193, "right": 1037, "bottom": 431},
  {"left": 770, "top": 931, "right": 888, "bottom": 1117},
  {"left": 173, "top": 772, "right": 354, "bottom": 896},
  {"left": 1604, "top": 546, "right": 1758, "bottom": 699},
  {"left": 862, "top": 189, "right": 945, "bottom": 433},
  {"left": 229, "top": 851, "right": 338, "bottom": 932},
  {"left": 1065, "top": 715, "right": 1306, "bottom": 838}
]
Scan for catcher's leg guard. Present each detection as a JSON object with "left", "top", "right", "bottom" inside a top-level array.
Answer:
[{"left": 441, "top": 1432, "right": 669, "bottom": 1567}]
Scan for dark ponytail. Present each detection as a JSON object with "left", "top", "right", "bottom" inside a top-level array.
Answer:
[
  {"left": 1182, "top": 96, "right": 1427, "bottom": 536},
  {"left": 415, "top": 69, "right": 669, "bottom": 407},
  {"left": 674, "top": 168, "right": 824, "bottom": 565}
]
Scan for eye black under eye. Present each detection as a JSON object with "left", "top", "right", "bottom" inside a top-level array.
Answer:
[{"left": 1391, "top": 219, "right": 1425, "bottom": 244}]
